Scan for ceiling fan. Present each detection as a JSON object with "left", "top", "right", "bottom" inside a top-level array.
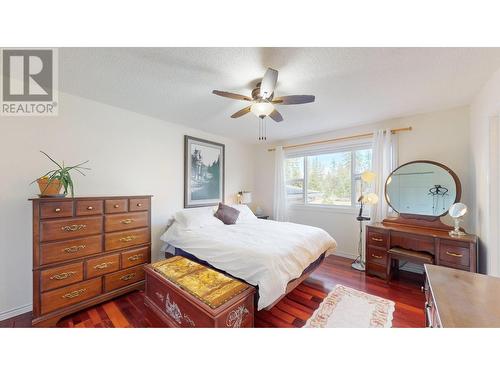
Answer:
[{"left": 212, "top": 68, "right": 315, "bottom": 140}]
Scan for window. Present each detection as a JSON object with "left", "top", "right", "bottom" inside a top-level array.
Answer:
[{"left": 285, "top": 146, "right": 372, "bottom": 207}]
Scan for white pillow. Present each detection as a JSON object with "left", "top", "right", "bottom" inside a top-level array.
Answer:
[
  {"left": 229, "top": 204, "right": 258, "bottom": 223},
  {"left": 174, "top": 206, "right": 223, "bottom": 229}
]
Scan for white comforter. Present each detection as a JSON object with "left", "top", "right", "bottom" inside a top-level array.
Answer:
[{"left": 160, "top": 220, "right": 337, "bottom": 310}]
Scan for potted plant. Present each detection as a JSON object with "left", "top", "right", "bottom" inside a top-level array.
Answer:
[{"left": 32, "top": 151, "right": 90, "bottom": 197}]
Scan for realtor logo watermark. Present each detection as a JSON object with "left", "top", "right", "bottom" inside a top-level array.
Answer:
[{"left": 1, "top": 48, "right": 58, "bottom": 116}]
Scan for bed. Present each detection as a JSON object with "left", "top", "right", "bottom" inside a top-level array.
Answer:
[{"left": 160, "top": 205, "right": 337, "bottom": 310}]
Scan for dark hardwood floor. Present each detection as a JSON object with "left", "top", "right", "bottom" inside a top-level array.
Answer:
[{"left": 0, "top": 255, "right": 425, "bottom": 328}]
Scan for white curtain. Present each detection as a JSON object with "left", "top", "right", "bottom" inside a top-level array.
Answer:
[
  {"left": 273, "top": 146, "right": 288, "bottom": 221},
  {"left": 371, "top": 129, "right": 398, "bottom": 223}
]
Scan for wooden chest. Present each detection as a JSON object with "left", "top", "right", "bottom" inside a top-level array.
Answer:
[
  {"left": 31, "top": 195, "right": 152, "bottom": 327},
  {"left": 144, "top": 257, "right": 256, "bottom": 328}
]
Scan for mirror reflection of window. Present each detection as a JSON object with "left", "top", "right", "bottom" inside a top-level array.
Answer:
[{"left": 385, "top": 162, "right": 457, "bottom": 216}]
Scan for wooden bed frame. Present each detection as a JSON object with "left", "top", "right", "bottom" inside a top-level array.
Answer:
[{"left": 168, "top": 248, "right": 327, "bottom": 310}]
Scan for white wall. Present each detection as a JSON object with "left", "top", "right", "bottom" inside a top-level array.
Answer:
[
  {"left": 253, "top": 106, "right": 471, "bottom": 259},
  {"left": 470, "top": 67, "right": 500, "bottom": 275},
  {"left": 0, "top": 92, "right": 255, "bottom": 319}
]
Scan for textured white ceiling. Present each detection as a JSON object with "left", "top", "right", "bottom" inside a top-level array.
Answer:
[{"left": 60, "top": 48, "right": 500, "bottom": 143}]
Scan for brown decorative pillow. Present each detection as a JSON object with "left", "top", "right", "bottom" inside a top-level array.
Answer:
[{"left": 214, "top": 203, "right": 240, "bottom": 225}]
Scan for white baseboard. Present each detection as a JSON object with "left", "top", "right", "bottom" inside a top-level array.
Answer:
[
  {"left": 0, "top": 304, "right": 32, "bottom": 322},
  {"left": 332, "top": 250, "right": 357, "bottom": 260}
]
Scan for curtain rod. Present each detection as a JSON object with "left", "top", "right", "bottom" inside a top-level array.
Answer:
[{"left": 267, "top": 126, "right": 412, "bottom": 152}]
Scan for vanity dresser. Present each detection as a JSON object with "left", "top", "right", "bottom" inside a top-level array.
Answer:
[
  {"left": 365, "top": 161, "right": 478, "bottom": 280},
  {"left": 30, "top": 195, "right": 151, "bottom": 327}
]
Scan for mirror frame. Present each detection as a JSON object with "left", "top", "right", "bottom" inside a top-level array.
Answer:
[{"left": 384, "top": 160, "right": 462, "bottom": 220}]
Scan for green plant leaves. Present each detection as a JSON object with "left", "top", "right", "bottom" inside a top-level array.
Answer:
[{"left": 34, "top": 151, "right": 90, "bottom": 197}]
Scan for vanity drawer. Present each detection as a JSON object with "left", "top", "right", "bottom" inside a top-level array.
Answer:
[
  {"left": 104, "top": 211, "right": 149, "bottom": 232},
  {"left": 40, "top": 217, "right": 103, "bottom": 242},
  {"left": 439, "top": 241, "right": 470, "bottom": 268},
  {"left": 121, "top": 246, "right": 149, "bottom": 269},
  {"left": 85, "top": 253, "right": 120, "bottom": 278},
  {"left": 367, "top": 247, "right": 387, "bottom": 266},
  {"left": 40, "top": 235, "right": 103, "bottom": 265},
  {"left": 105, "top": 199, "right": 128, "bottom": 214},
  {"left": 129, "top": 198, "right": 149, "bottom": 212},
  {"left": 40, "top": 262, "right": 84, "bottom": 292},
  {"left": 104, "top": 228, "right": 150, "bottom": 251},
  {"left": 391, "top": 232, "right": 434, "bottom": 253},
  {"left": 40, "top": 201, "right": 74, "bottom": 219},
  {"left": 104, "top": 265, "right": 145, "bottom": 292},
  {"left": 76, "top": 200, "right": 103, "bottom": 216},
  {"left": 367, "top": 229, "right": 388, "bottom": 248},
  {"left": 41, "top": 278, "right": 102, "bottom": 315}
]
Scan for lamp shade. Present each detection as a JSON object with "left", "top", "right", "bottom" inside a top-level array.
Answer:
[
  {"left": 361, "top": 170, "right": 376, "bottom": 183},
  {"left": 250, "top": 101, "right": 274, "bottom": 117},
  {"left": 361, "top": 192, "right": 379, "bottom": 205},
  {"left": 240, "top": 191, "right": 252, "bottom": 204}
]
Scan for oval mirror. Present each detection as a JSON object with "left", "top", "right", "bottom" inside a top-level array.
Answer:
[{"left": 385, "top": 161, "right": 461, "bottom": 217}]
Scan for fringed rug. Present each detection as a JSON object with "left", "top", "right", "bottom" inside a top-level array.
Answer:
[{"left": 304, "top": 285, "right": 395, "bottom": 328}]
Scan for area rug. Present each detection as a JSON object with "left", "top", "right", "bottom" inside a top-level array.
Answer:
[{"left": 304, "top": 285, "right": 395, "bottom": 328}]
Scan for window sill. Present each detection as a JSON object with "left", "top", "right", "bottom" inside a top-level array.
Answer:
[{"left": 287, "top": 204, "right": 358, "bottom": 215}]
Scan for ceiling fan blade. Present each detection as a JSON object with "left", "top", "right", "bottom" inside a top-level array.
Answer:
[
  {"left": 269, "top": 109, "right": 283, "bottom": 122},
  {"left": 231, "top": 106, "right": 252, "bottom": 118},
  {"left": 272, "top": 95, "right": 315, "bottom": 105},
  {"left": 212, "top": 90, "right": 252, "bottom": 101},
  {"left": 260, "top": 68, "right": 278, "bottom": 99}
]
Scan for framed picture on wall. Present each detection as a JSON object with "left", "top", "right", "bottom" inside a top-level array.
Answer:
[{"left": 184, "top": 135, "right": 225, "bottom": 208}]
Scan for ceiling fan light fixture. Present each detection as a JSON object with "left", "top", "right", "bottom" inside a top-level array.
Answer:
[{"left": 250, "top": 100, "right": 274, "bottom": 118}]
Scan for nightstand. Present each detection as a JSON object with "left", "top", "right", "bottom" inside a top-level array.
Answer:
[{"left": 256, "top": 215, "right": 269, "bottom": 220}]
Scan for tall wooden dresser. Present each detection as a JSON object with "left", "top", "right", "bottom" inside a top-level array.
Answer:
[{"left": 31, "top": 195, "right": 152, "bottom": 327}]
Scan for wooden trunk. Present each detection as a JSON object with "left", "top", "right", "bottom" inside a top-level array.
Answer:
[{"left": 144, "top": 259, "right": 256, "bottom": 328}]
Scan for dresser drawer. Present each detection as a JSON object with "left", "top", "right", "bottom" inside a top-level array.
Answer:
[
  {"left": 76, "top": 200, "right": 103, "bottom": 216},
  {"left": 439, "top": 241, "right": 470, "bottom": 268},
  {"left": 40, "top": 262, "right": 84, "bottom": 292},
  {"left": 129, "top": 198, "right": 149, "bottom": 212},
  {"left": 40, "top": 201, "right": 74, "bottom": 219},
  {"left": 121, "top": 246, "right": 149, "bottom": 269},
  {"left": 85, "top": 253, "right": 120, "bottom": 278},
  {"left": 40, "top": 217, "right": 103, "bottom": 242},
  {"left": 41, "top": 278, "right": 102, "bottom": 315},
  {"left": 367, "top": 247, "right": 387, "bottom": 266},
  {"left": 367, "top": 229, "right": 388, "bottom": 248},
  {"left": 40, "top": 235, "right": 103, "bottom": 266},
  {"left": 104, "top": 211, "right": 148, "bottom": 232},
  {"left": 104, "top": 228, "right": 150, "bottom": 251},
  {"left": 105, "top": 199, "right": 128, "bottom": 214},
  {"left": 104, "top": 265, "right": 145, "bottom": 292}
]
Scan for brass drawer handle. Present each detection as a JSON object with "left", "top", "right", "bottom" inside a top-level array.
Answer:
[
  {"left": 128, "top": 254, "right": 144, "bottom": 261},
  {"left": 50, "top": 271, "right": 77, "bottom": 280},
  {"left": 137, "top": 203, "right": 142, "bottom": 207},
  {"left": 120, "top": 235, "right": 137, "bottom": 242},
  {"left": 114, "top": 204, "right": 120, "bottom": 208},
  {"left": 371, "top": 237, "right": 384, "bottom": 242},
  {"left": 87, "top": 206, "right": 94, "bottom": 210},
  {"left": 446, "top": 251, "right": 463, "bottom": 258},
  {"left": 94, "top": 261, "right": 113, "bottom": 270},
  {"left": 62, "top": 288, "right": 86, "bottom": 299},
  {"left": 55, "top": 208, "right": 61, "bottom": 212},
  {"left": 371, "top": 254, "right": 383, "bottom": 259},
  {"left": 120, "top": 273, "right": 136, "bottom": 281},
  {"left": 63, "top": 245, "right": 86, "bottom": 253},
  {"left": 121, "top": 219, "right": 134, "bottom": 224},
  {"left": 61, "top": 224, "right": 87, "bottom": 232}
]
